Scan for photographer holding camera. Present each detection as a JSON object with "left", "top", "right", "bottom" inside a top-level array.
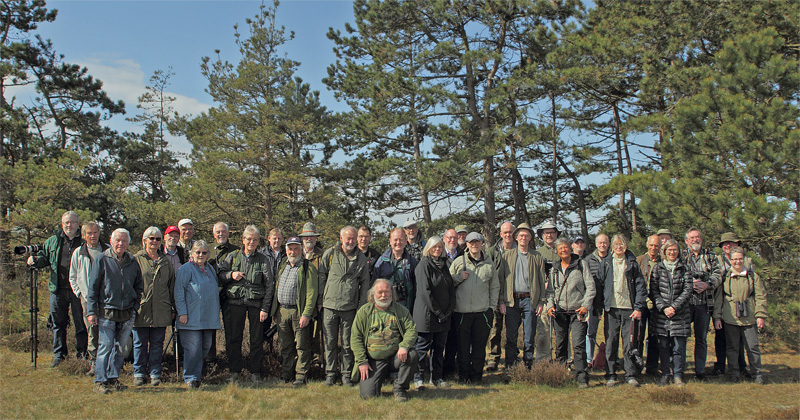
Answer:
[
  {"left": 27, "top": 211, "right": 87, "bottom": 367},
  {"left": 681, "top": 227, "right": 721, "bottom": 381}
]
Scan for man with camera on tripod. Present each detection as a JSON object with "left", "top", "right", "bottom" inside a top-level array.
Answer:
[
  {"left": 27, "top": 211, "right": 87, "bottom": 368},
  {"left": 682, "top": 227, "right": 721, "bottom": 381}
]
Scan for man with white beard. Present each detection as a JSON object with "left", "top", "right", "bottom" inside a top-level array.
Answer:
[
  {"left": 351, "top": 279, "right": 418, "bottom": 402},
  {"left": 318, "top": 225, "right": 371, "bottom": 386}
]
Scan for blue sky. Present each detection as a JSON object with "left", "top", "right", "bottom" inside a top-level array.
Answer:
[{"left": 33, "top": 0, "right": 356, "bottom": 153}]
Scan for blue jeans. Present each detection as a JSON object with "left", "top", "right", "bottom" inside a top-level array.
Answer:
[
  {"left": 50, "top": 289, "right": 88, "bottom": 360},
  {"left": 95, "top": 314, "right": 135, "bottom": 383},
  {"left": 505, "top": 297, "right": 536, "bottom": 366},
  {"left": 133, "top": 326, "right": 167, "bottom": 378},
  {"left": 658, "top": 335, "right": 687, "bottom": 378},
  {"left": 585, "top": 311, "right": 602, "bottom": 363},
  {"left": 180, "top": 329, "right": 213, "bottom": 383},
  {"left": 690, "top": 305, "right": 710, "bottom": 375}
]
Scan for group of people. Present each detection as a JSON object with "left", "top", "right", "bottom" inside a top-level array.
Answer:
[{"left": 26, "top": 212, "right": 768, "bottom": 400}]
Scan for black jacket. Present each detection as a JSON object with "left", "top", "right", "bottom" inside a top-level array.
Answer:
[
  {"left": 585, "top": 250, "right": 606, "bottom": 315},
  {"left": 599, "top": 250, "right": 647, "bottom": 312},
  {"left": 649, "top": 260, "right": 693, "bottom": 337},
  {"left": 412, "top": 256, "right": 456, "bottom": 333}
]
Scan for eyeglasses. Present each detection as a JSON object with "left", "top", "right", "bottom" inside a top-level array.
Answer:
[
  {"left": 147, "top": 237, "right": 162, "bottom": 241},
  {"left": 195, "top": 251, "right": 208, "bottom": 256}
]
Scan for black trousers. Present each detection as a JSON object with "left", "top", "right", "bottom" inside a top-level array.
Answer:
[
  {"left": 456, "top": 310, "right": 493, "bottom": 382},
  {"left": 223, "top": 303, "right": 265, "bottom": 375},
  {"left": 714, "top": 322, "right": 747, "bottom": 373},
  {"left": 553, "top": 312, "right": 588, "bottom": 384},
  {"left": 635, "top": 307, "right": 660, "bottom": 373},
  {"left": 415, "top": 331, "right": 448, "bottom": 382},
  {"left": 442, "top": 317, "right": 459, "bottom": 378}
]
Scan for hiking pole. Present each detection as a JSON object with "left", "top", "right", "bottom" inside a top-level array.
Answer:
[{"left": 28, "top": 267, "right": 40, "bottom": 369}]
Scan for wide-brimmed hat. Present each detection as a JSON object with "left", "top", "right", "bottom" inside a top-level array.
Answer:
[
  {"left": 536, "top": 221, "right": 561, "bottom": 238},
  {"left": 718, "top": 232, "right": 742, "bottom": 247},
  {"left": 402, "top": 219, "right": 418, "bottom": 229},
  {"left": 513, "top": 222, "right": 534, "bottom": 239},
  {"left": 656, "top": 228, "right": 672, "bottom": 237},
  {"left": 465, "top": 232, "right": 484, "bottom": 243},
  {"left": 298, "top": 222, "right": 320, "bottom": 237}
]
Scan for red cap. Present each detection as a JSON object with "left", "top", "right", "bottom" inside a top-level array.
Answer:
[{"left": 164, "top": 225, "right": 179, "bottom": 235}]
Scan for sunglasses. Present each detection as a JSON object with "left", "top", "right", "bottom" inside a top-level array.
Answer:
[
  {"left": 147, "top": 237, "right": 162, "bottom": 241},
  {"left": 195, "top": 251, "right": 208, "bottom": 256}
]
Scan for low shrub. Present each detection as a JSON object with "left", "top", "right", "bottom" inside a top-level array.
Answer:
[{"left": 507, "top": 361, "right": 573, "bottom": 388}]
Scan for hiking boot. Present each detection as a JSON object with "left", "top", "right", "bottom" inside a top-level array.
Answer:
[
  {"left": 728, "top": 374, "right": 740, "bottom": 383},
  {"left": 674, "top": 376, "right": 685, "bottom": 387},
  {"left": 626, "top": 378, "right": 640, "bottom": 387},
  {"left": 133, "top": 377, "right": 146, "bottom": 386},
  {"left": 109, "top": 378, "right": 127, "bottom": 391},
  {"left": 432, "top": 379, "right": 450, "bottom": 388},
  {"left": 394, "top": 391, "right": 409, "bottom": 402},
  {"left": 324, "top": 376, "right": 336, "bottom": 386},
  {"left": 50, "top": 358, "right": 64, "bottom": 368},
  {"left": 754, "top": 375, "right": 764, "bottom": 385},
  {"left": 710, "top": 367, "right": 725, "bottom": 376},
  {"left": 742, "top": 370, "right": 752, "bottom": 380},
  {"left": 151, "top": 377, "right": 162, "bottom": 387},
  {"left": 578, "top": 382, "right": 589, "bottom": 389},
  {"left": 695, "top": 373, "right": 708, "bottom": 382},
  {"left": 342, "top": 377, "right": 353, "bottom": 387},
  {"left": 94, "top": 382, "right": 112, "bottom": 395},
  {"left": 659, "top": 376, "right": 670, "bottom": 387},
  {"left": 187, "top": 380, "right": 201, "bottom": 389},
  {"left": 86, "top": 362, "right": 95, "bottom": 376},
  {"left": 292, "top": 377, "right": 307, "bottom": 387},
  {"left": 606, "top": 378, "right": 619, "bottom": 387},
  {"left": 485, "top": 361, "right": 498, "bottom": 372},
  {"left": 414, "top": 379, "right": 425, "bottom": 390}
]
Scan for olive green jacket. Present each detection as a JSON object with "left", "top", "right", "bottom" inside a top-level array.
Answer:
[
  {"left": 134, "top": 251, "right": 176, "bottom": 328},
  {"left": 271, "top": 258, "right": 318, "bottom": 319},
  {"left": 713, "top": 269, "right": 768, "bottom": 326}
]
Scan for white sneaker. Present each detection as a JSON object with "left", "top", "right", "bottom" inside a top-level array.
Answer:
[{"left": 414, "top": 379, "right": 425, "bottom": 390}]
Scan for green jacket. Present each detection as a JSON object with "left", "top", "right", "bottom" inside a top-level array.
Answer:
[
  {"left": 500, "top": 248, "right": 547, "bottom": 308},
  {"left": 449, "top": 251, "right": 500, "bottom": 313},
  {"left": 350, "top": 301, "right": 417, "bottom": 381},
  {"left": 218, "top": 250, "right": 274, "bottom": 312},
  {"left": 134, "top": 251, "right": 176, "bottom": 328},
  {"left": 271, "top": 258, "right": 318, "bottom": 319},
  {"left": 318, "top": 245, "right": 370, "bottom": 311},
  {"left": 34, "top": 231, "right": 84, "bottom": 293},
  {"left": 713, "top": 269, "right": 768, "bottom": 326}
]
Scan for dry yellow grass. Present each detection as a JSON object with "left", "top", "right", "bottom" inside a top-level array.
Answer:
[{"left": 1, "top": 346, "right": 798, "bottom": 419}]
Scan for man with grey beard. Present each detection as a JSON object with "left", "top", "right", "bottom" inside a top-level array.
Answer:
[
  {"left": 351, "top": 279, "right": 418, "bottom": 402},
  {"left": 318, "top": 225, "right": 371, "bottom": 386}
]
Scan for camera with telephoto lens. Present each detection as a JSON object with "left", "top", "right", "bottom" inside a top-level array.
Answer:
[
  {"left": 14, "top": 244, "right": 43, "bottom": 255},
  {"left": 393, "top": 280, "right": 408, "bottom": 302},
  {"left": 692, "top": 271, "right": 708, "bottom": 281}
]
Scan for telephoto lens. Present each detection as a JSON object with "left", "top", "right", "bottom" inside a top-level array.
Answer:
[{"left": 14, "top": 244, "right": 43, "bottom": 255}]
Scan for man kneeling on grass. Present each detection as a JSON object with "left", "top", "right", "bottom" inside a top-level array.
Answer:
[
  {"left": 351, "top": 279, "right": 418, "bottom": 402},
  {"left": 87, "top": 228, "right": 143, "bottom": 394}
]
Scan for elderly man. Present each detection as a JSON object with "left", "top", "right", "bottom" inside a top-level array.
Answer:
[
  {"left": 299, "top": 222, "right": 325, "bottom": 363},
  {"left": 450, "top": 232, "right": 501, "bottom": 384},
  {"left": 373, "top": 228, "right": 418, "bottom": 311},
  {"left": 635, "top": 234, "right": 662, "bottom": 375},
  {"left": 271, "top": 236, "right": 318, "bottom": 386},
  {"left": 454, "top": 225, "right": 468, "bottom": 253},
  {"left": 217, "top": 225, "right": 274, "bottom": 383},
  {"left": 443, "top": 229, "right": 462, "bottom": 262},
  {"left": 500, "top": 223, "right": 546, "bottom": 368},
  {"left": 28, "top": 211, "right": 87, "bottom": 367},
  {"left": 712, "top": 232, "right": 749, "bottom": 377},
  {"left": 69, "top": 221, "right": 107, "bottom": 374},
  {"left": 209, "top": 222, "right": 239, "bottom": 270},
  {"left": 299, "top": 222, "right": 324, "bottom": 268},
  {"left": 403, "top": 220, "right": 426, "bottom": 262},
  {"left": 357, "top": 225, "right": 380, "bottom": 278},
  {"left": 86, "top": 228, "right": 143, "bottom": 394},
  {"left": 351, "top": 279, "right": 418, "bottom": 402},
  {"left": 682, "top": 227, "right": 721, "bottom": 381},
  {"left": 178, "top": 219, "right": 195, "bottom": 262},
  {"left": 485, "top": 221, "right": 516, "bottom": 371},
  {"left": 319, "top": 225, "right": 371, "bottom": 386},
  {"left": 657, "top": 229, "right": 673, "bottom": 245},
  {"left": 535, "top": 221, "right": 561, "bottom": 362},
  {"left": 585, "top": 234, "right": 609, "bottom": 367},
  {"left": 162, "top": 226, "right": 185, "bottom": 271}
]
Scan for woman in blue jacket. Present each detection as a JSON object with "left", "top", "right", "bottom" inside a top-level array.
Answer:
[{"left": 175, "top": 240, "right": 221, "bottom": 389}]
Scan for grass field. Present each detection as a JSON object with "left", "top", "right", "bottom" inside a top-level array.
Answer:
[{"left": 1, "top": 342, "right": 798, "bottom": 419}]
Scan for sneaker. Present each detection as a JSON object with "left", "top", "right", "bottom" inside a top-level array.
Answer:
[
  {"left": 606, "top": 378, "right": 619, "bottom": 387},
  {"left": 394, "top": 391, "right": 409, "bottom": 402},
  {"left": 187, "top": 380, "right": 201, "bottom": 389},
  {"left": 292, "top": 377, "right": 306, "bottom": 387},
  {"left": 324, "top": 376, "right": 336, "bottom": 386},
  {"left": 151, "top": 377, "right": 161, "bottom": 386},
  {"left": 228, "top": 372, "right": 240, "bottom": 384},
  {"left": 578, "top": 382, "right": 589, "bottom": 389},
  {"left": 432, "top": 379, "right": 450, "bottom": 388},
  {"left": 133, "top": 377, "right": 146, "bottom": 386},
  {"left": 485, "top": 361, "right": 498, "bottom": 372},
  {"left": 94, "top": 382, "right": 112, "bottom": 395},
  {"left": 710, "top": 367, "right": 725, "bottom": 376},
  {"left": 674, "top": 376, "right": 685, "bottom": 387},
  {"left": 659, "top": 376, "right": 670, "bottom": 387},
  {"left": 50, "top": 358, "right": 64, "bottom": 368},
  {"left": 742, "top": 370, "right": 753, "bottom": 380},
  {"left": 626, "top": 378, "right": 640, "bottom": 387},
  {"left": 109, "top": 378, "right": 127, "bottom": 391},
  {"left": 250, "top": 373, "right": 261, "bottom": 384},
  {"left": 754, "top": 375, "right": 764, "bottom": 385}
]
